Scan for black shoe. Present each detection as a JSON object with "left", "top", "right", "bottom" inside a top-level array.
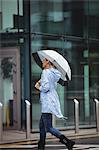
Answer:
[
  {"left": 66, "top": 140, "right": 75, "bottom": 150},
  {"left": 59, "top": 135, "right": 75, "bottom": 150},
  {"left": 38, "top": 141, "right": 45, "bottom": 150}
]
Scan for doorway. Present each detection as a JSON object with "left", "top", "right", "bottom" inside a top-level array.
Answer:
[{"left": 0, "top": 47, "right": 21, "bottom": 130}]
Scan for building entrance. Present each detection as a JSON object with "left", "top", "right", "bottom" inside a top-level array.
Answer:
[{"left": 0, "top": 47, "right": 21, "bottom": 130}]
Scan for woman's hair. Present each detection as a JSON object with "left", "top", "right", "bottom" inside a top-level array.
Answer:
[
  {"left": 45, "top": 58, "right": 56, "bottom": 68},
  {"left": 49, "top": 61, "right": 56, "bottom": 68}
]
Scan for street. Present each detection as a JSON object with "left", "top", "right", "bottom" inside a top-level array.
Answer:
[
  {"left": 0, "top": 144, "right": 99, "bottom": 150},
  {"left": 0, "top": 136, "right": 99, "bottom": 150}
]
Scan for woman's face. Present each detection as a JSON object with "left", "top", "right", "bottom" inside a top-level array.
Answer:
[{"left": 42, "top": 58, "right": 49, "bottom": 68}]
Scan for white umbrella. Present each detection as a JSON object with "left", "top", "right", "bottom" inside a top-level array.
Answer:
[{"left": 32, "top": 50, "right": 71, "bottom": 85}]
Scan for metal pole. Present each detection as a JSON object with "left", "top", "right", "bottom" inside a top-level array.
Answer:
[
  {"left": 0, "top": 102, "right": 3, "bottom": 142},
  {"left": 74, "top": 99, "right": 79, "bottom": 134},
  {"left": 25, "top": 100, "right": 31, "bottom": 139},
  {"left": 94, "top": 99, "right": 99, "bottom": 133}
]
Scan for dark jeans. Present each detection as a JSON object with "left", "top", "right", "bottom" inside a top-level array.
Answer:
[{"left": 39, "top": 113, "right": 62, "bottom": 143}]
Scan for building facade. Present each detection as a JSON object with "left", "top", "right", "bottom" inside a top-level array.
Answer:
[{"left": 0, "top": 0, "right": 99, "bottom": 131}]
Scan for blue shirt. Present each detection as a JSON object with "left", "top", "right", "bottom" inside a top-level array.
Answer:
[{"left": 39, "top": 68, "right": 64, "bottom": 118}]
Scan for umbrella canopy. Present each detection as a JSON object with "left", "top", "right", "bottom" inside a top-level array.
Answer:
[{"left": 32, "top": 50, "right": 71, "bottom": 86}]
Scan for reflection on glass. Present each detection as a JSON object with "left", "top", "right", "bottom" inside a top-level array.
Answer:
[
  {"left": 30, "top": 0, "right": 85, "bottom": 36},
  {"left": 31, "top": 58, "right": 42, "bottom": 129},
  {"left": 30, "top": 0, "right": 99, "bottom": 129},
  {"left": 0, "top": 0, "right": 23, "bottom": 33},
  {"left": 31, "top": 37, "right": 99, "bottom": 129},
  {"left": 88, "top": 1, "right": 99, "bottom": 38},
  {"left": 0, "top": 57, "right": 13, "bottom": 128}
]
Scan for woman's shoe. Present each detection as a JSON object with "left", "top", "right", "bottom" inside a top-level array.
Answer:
[
  {"left": 59, "top": 135, "right": 75, "bottom": 150},
  {"left": 66, "top": 139, "right": 75, "bottom": 150},
  {"left": 38, "top": 141, "right": 45, "bottom": 150}
]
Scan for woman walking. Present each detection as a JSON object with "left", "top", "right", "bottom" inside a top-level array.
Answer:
[{"left": 35, "top": 58, "right": 75, "bottom": 150}]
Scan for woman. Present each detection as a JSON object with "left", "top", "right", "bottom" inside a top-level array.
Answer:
[{"left": 35, "top": 58, "right": 75, "bottom": 150}]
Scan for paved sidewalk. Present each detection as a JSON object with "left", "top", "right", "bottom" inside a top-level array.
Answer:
[
  {"left": 0, "top": 128, "right": 98, "bottom": 145},
  {"left": 0, "top": 144, "right": 99, "bottom": 150},
  {"left": 26, "top": 142, "right": 99, "bottom": 150}
]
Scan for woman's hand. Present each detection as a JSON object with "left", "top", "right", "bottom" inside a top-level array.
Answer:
[{"left": 35, "top": 80, "right": 40, "bottom": 90}]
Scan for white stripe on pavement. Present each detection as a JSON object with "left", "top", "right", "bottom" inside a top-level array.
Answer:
[{"left": 0, "top": 144, "right": 99, "bottom": 149}]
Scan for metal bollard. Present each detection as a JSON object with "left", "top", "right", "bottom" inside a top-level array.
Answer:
[
  {"left": 94, "top": 99, "right": 99, "bottom": 133},
  {"left": 25, "top": 100, "right": 31, "bottom": 139},
  {"left": 0, "top": 102, "right": 3, "bottom": 142},
  {"left": 74, "top": 99, "right": 79, "bottom": 134}
]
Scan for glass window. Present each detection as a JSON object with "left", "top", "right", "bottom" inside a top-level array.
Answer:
[
  {"left": 31, "top": 34, "right": 97, "bottom": 129},
  {"left": 0, "top": 0, "right": 23, "bottom": 33},
  {"left": 31, "top": 0, "right": 98, "bottom": 130},
  {"left": 0, "top": 0, "right": 30, "bottom": 130},
  {"left": 88, "top": 1, "right": 99, "bottom": 38},
  {"left": 0, "top": 57, "right": 13, "bottom": 128},
  {"left": 89, "top": 42, "right": 99, "bottom": 125},
  {"left": 30, "top": 0, "right": 84, "bottom": 37}
]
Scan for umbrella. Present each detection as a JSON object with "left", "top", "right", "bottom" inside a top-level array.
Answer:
[{"left": 32, "top": 50, "right": 71, "bottom": 86}]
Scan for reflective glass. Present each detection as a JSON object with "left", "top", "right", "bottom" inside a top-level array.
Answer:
[
  {"left": 30, "top": 0, "right": 99, "bottom": 38},
  {"left": 30, "top": 0, "right": 84, "bottom": 36},
  {"left": 0, "top": 0, "right": 23, "bottom": 33},
  {"left": 88, "top": 1, "right": 99, "bottom": 38},
  {"left": 0, "top": 0, "right": 30, "bottom": 130},
  {"left": 0, "top": 57, "right": 14, "bottom": 128},
  {"left": 30, "top": 0, "right": 99, "bottom": 130},
  {"left": 89, "top": 42, "right": 99, "bottom": 125}
]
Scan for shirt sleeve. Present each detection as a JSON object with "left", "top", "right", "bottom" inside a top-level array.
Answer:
[{"left": 39, "top": 70, "right": 50, "bottom": 92}]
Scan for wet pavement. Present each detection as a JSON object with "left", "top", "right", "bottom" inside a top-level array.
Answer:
[
  {"left": 0, "top": 145, "right": 99, "bottom": 150},
  {"left": 0, "top": 136, "right": 99, "bottom": 150}
]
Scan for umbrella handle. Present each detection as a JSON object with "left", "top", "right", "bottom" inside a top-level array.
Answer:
[{"left": 58, "top": 79, "right": 67, "bottom": 86}]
